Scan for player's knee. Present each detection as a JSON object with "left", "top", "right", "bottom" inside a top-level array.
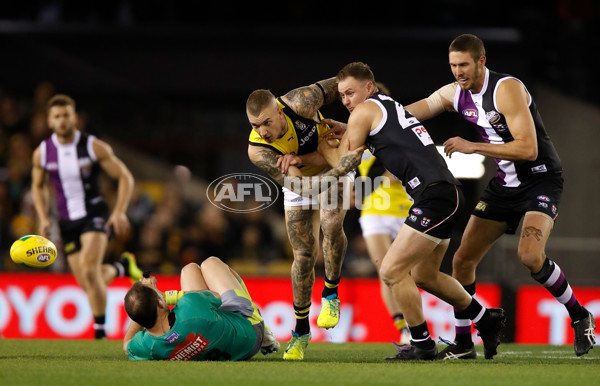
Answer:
[
  {"left": 379, "top": 262, "right": 407, "bottom": 288},
  {"left": 292, "top": 251, "right": 315, "bottom": 271},
  {"left": 452, "top": 248, "right": 476, "bottom": 271},
  {"left": 517, "top": 249, "right": 545, "bottom": 272},
  {"left": 200, "top": 256, "right": 224, "bottom": 271},
  {"left": 78, "top": 263, "right": 98, "bottom": 284},
  {"left": 320, "top": 216, "right": 344, "bottom": 237},
  {"left": 181, "top": 262, "right": 201, "bottom": 275}
]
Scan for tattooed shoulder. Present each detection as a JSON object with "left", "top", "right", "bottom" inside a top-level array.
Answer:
[{"left": 283, "top": 85, "right": 322, "bottom": 119}]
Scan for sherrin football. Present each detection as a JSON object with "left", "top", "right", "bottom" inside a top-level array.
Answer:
[{"left": 10, "top": 235, "right": 58, "bottom": 268}]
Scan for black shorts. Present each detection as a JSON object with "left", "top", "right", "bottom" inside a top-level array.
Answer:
[
  {"left": 405, "top": 182, "right": 464, "bottom": 240},
  {"left": 59, "top": 202, "right": 110, "bottom": 255},
  {"left": 473, "top": 174, "right": 563, "bottom": 234}
]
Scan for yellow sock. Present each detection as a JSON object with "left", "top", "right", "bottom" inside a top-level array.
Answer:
[{"left": 394, "top": 318, "right": 407, "bottom": 331}]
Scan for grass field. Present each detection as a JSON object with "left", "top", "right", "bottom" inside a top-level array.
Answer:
[{"left": 1, "top": 340, "right": 598, "bottom": 386}]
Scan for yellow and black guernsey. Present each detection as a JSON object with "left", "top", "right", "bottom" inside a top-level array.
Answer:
[
  {"left": 358, "top": 151, "right": 412, "bottom": 217},
  {"left": 249, "top": 98, "right": 329, "bottom": 177}
]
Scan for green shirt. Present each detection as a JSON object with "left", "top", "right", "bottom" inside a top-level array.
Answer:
[{"left": 127, "top": 292, "right": 257, "bottom": 361}]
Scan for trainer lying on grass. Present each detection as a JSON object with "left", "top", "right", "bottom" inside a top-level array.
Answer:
[{"left": 123, "top": 257, "right": 279, "bottom": 361}]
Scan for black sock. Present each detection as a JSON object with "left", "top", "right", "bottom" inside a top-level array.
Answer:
[
  {"left": 94, "top": 315, "right": 106, "bottom": 339},
  {"left": 454, "top": 282, "right": 476, "bottom": 348},
  {"left": 294, "top": 303, "right": 311, "bottom": 336},
  {"left": 321, "top": 277, "right": 340, "bottom": 298},
  {"left": 408, "top": 322, "right": 436, "bottom": 349}
]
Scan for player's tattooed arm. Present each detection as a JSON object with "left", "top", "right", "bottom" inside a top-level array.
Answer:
[
  {"left": 282, "top": 77, "right": 339, "bottom": 119},
  {"left": 248, "top": 145, "right": 288, "bottom": 186}
]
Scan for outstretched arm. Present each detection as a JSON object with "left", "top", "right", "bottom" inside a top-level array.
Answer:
[{"left": 405, "top": 83, "right": 456, "bottom": 121}]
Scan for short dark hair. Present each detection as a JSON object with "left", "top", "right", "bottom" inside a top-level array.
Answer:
[
  {"left": 246, "top": 89, "right": 276, "bottom": 116},
  {"left": 449, "top": 34, "right": 486, "bottom": 62},
  {"left": 124, "top": 282, "right": 159, "bottom": 329},
  {"left": 336, "top": 62, "right": 376, "bottom": 83},
  {"left": 47, "top": 94, "right": 76, "bottom": 112}
]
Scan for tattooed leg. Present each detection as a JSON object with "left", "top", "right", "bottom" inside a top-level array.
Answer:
[
  {"left": 285, "top": 207, "right": 320, "bottom": 307},
  {"left": 518, "top": 212, "right": 553, "bottom": 272},
  {"left": 320, "top": 180, "right": 349, "bottom": 281}
]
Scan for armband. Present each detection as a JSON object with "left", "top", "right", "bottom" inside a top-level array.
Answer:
[{"left": 315, "top": 82, "right": 327, "bottom": 100}]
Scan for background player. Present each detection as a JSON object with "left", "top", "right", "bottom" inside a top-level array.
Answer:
[{"left": 31, "top": 94, "right": 141, "bottom": 339}]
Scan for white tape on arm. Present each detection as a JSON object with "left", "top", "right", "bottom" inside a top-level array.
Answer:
[{"left": 425, "top": 83, "right": 457, "bottom": 114}]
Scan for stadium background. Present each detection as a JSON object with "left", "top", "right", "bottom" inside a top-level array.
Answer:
[{"left": 0, "top": 1, "right": 598, "bottom": 343}]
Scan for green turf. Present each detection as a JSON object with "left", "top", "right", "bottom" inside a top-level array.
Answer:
[{"left": 0, "top": 340, "right": 598, "bottom": 386}]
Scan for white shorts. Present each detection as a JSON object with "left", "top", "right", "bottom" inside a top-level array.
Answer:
[
  {"left": 359, "top": 214, "right": 406, "bottom": 238},
  {"left": 283, "top": 171, "right": 356, "bottom": 208}
]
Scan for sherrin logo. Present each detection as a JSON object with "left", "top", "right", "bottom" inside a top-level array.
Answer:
[
  {"left": 26, "top": 246, "right": 57, "bottom": 257},
  {"left": 207, "top": 173, "right": 279, "bottom": 213}
]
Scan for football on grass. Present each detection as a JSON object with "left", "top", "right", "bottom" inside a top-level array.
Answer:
[{"left": 10, "top": 235, "right": 58, "bottom": 268}]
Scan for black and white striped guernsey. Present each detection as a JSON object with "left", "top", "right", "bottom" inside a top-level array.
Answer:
[
  {"left": 40, "top": 130, "right": 105, "bottom": 220},
  {"left": 453, "top": 68, "right": 562, "bottom": 187},
  {"left": 364, "top": 92, "right": 460, "bottom": 200}
]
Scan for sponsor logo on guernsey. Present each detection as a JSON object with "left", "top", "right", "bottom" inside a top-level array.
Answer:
[
  {"left": 168, "top": 333, "right": 210, "bottom": 361},
  {"left": 165, "top": 331, "right": 180, "bottom": 344},
  {"left": 412, "top": 208, "right": 423, "bottom": 215},
  {"left": 537, "top": 195, "right": 551, "bottom": 202},
  {"left": 299, "top": 126, "right": 317, "bottom": 147},
  {"left": 462, "top": 109, "right": 478, "bottom": 119},
  {"left": 407, "top": 177, "right": 421, "bottom": 189},
  {"left": 531, "top": 164, "right": 547, "bottom": 173},
  {"left": 46, "top": 162, "right": 59, "bottom": 171}
]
